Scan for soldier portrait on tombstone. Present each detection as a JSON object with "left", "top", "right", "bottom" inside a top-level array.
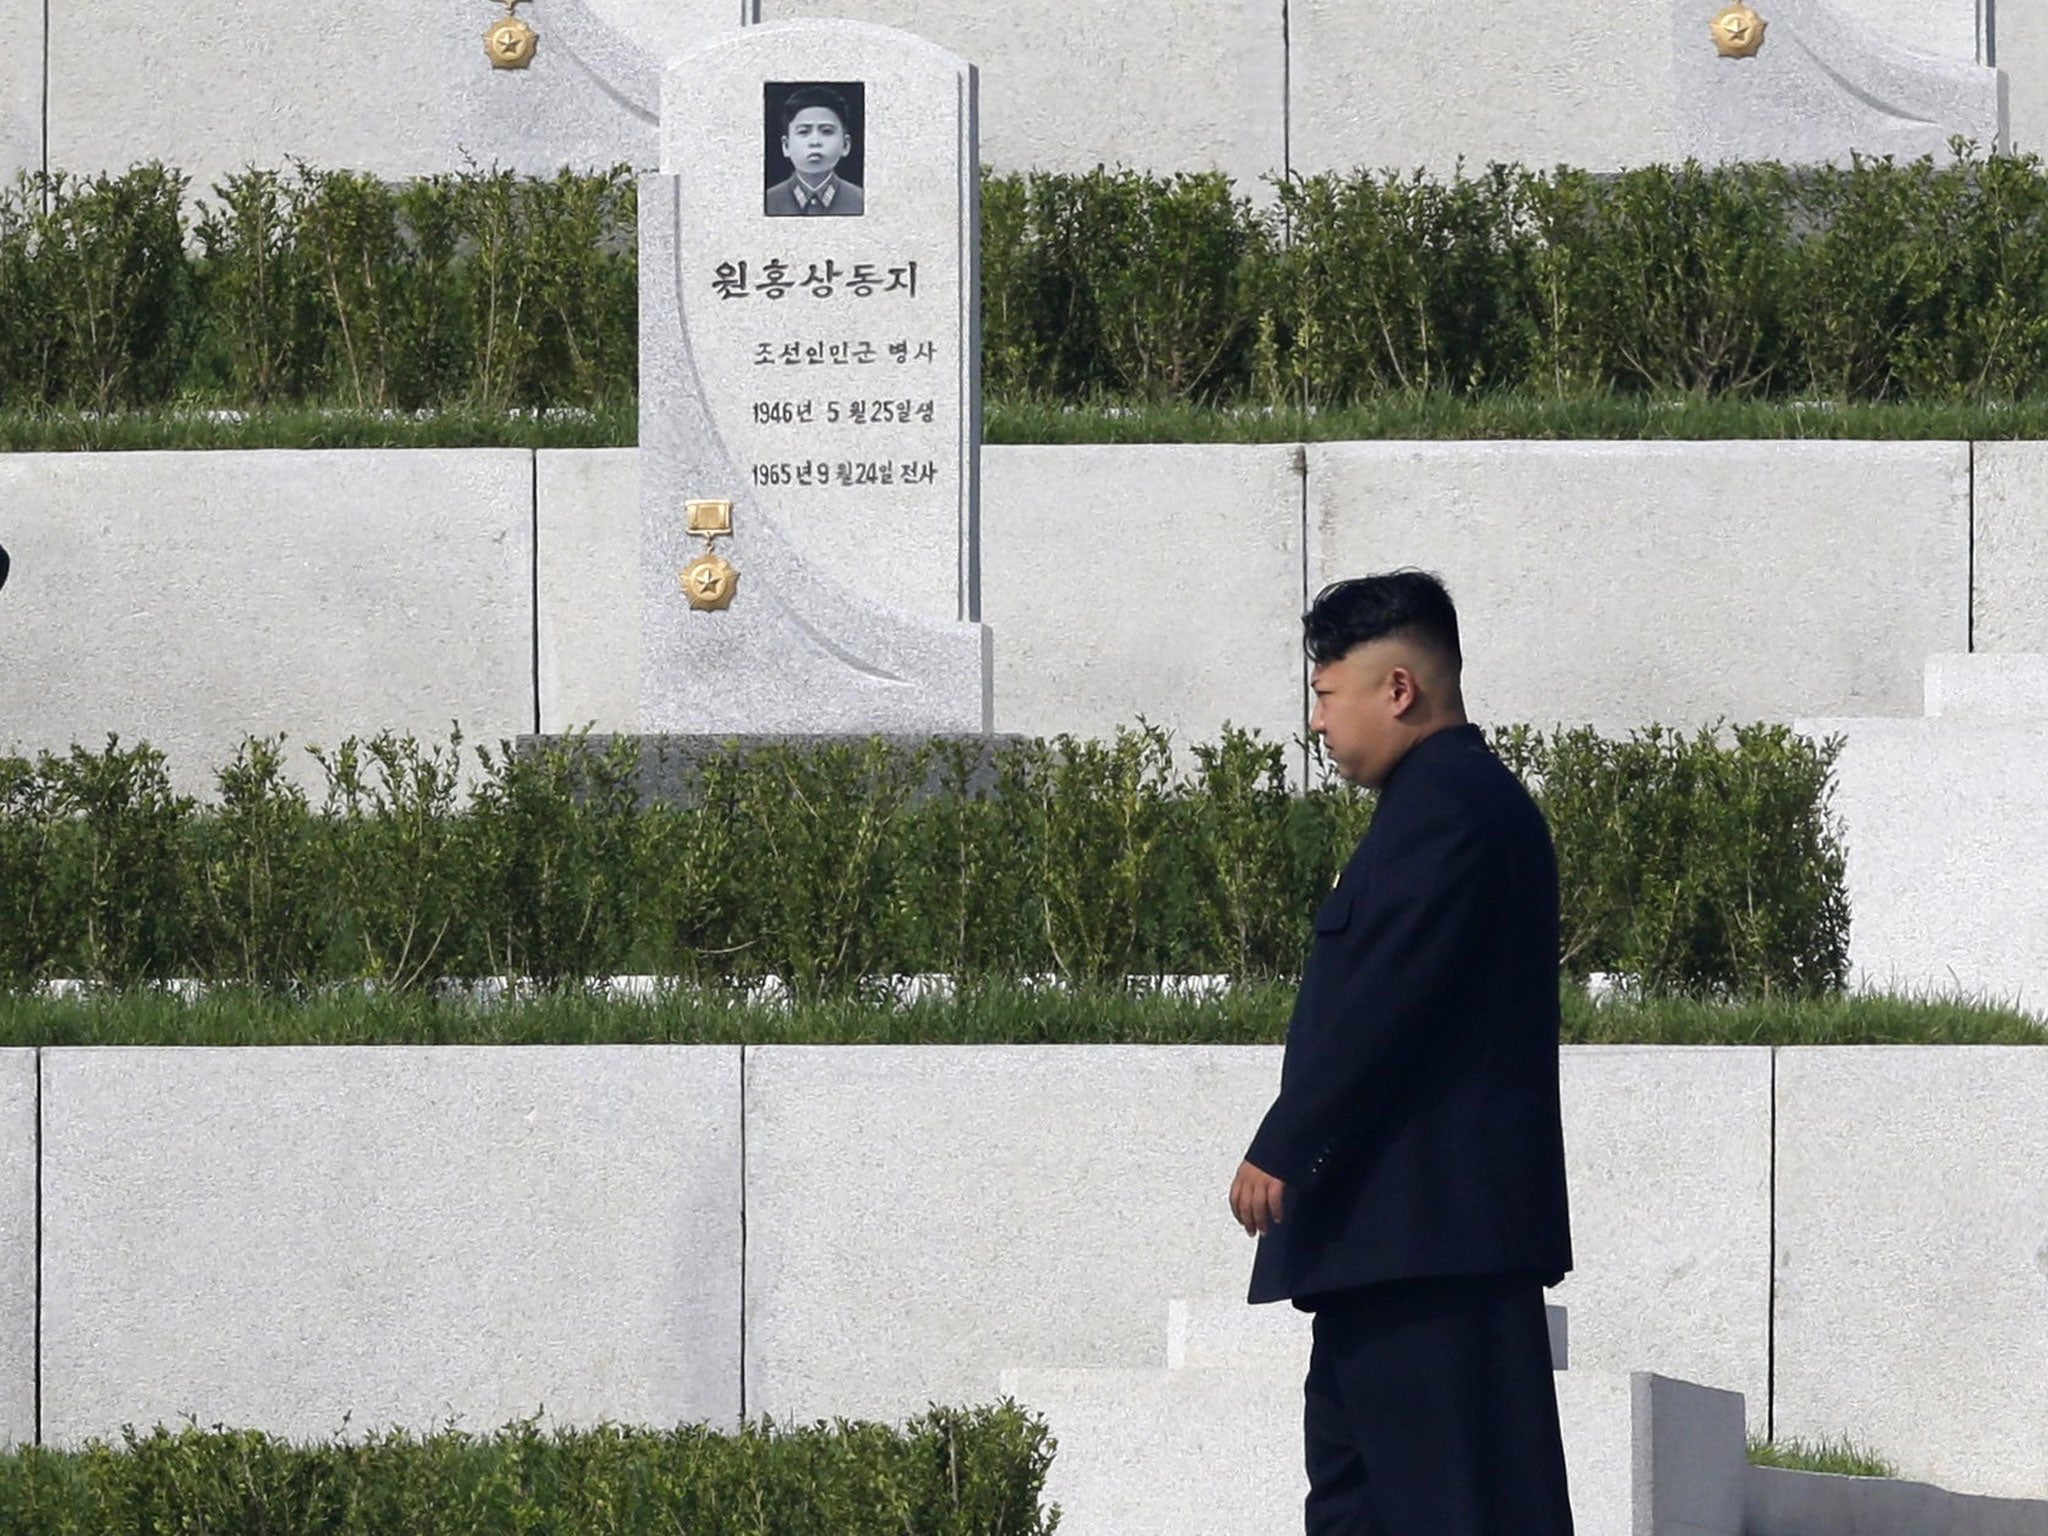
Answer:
[
  {"left": 1231, "top": 571, "right": 1575, "bottom": 1536},
  {"left": 764, "top": 82, "right": 866, "bottom": 217}
]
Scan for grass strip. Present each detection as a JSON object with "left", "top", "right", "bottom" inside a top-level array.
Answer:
[
  {"left": 0, "top": 403, "right": 636, "bottom": 452},
  {"left": 0, "top": 983, "right": 2037, "bottom": 1048},
  {"left": 984, "top": 395, "right": 2048, "bottom": 443},
  {"left": 9, "top": 396, "right": 2048, "bottom": 451},
  {"left": 0, "top": 1408, "right": 1057, "bottom": 1536},
  {"left": 1748, "top": 1435, "right": 1899, "bottom": 1478}
]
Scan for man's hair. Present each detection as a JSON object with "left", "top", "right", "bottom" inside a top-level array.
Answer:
[
  {"left": 780, "top": 85, "right": 851, "bottom": 135},
  {"left": 1303, "top": 570, "right": 1463, "bottom": 670}
]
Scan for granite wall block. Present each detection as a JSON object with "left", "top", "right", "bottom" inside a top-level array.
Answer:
[
  {"left": 1309, "top": 441, "right": 1969, "bottom": 732},
  {"left": 39, "top": 1047, "right": 744, "bottom": 1444},
  {"left": 0, "top": 1053, "right": 33, "bottom": 1449},
  {"left": 1774, "top": 1048, "right": 2048, "bottom": 1498},
  {"left": 0, "top": 450, "right": 535, "bottom": 794}
]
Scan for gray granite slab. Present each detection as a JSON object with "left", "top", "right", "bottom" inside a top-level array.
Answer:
[
  {"left": 1793, "top": 718, "right": 2048, "bottom": 1011},
  {"left": 1922, "top": 655, "right": 2048, "bottom": 720},
  {"left": 743, "top": 1045, "right": 1283, "bottom": 1422},
  {"left": 48, "top": 0, "right": 441, "bottom": 187},
  {"left": 1292, "top": 0, "right": 1676, "bottom": 176},
  {"left": 39, "top": 1047, "right": 743, "bottom": 1444},
  {"left": 742, "top": 1044, "right": 1772, "bottom": 1430},
  {"left": 1552, "top": 1048, "right": 1773, "bottom": 1429},
  {"left": 539, "top": 448, "right": 640, "bottom": 735},
  {"left": 0, "top": 0, "right": 38, "bottom": 184},
  {"left": 1309, "top": 440, "right": 1968, "bottom": 732},
  {"left": 981, "top": 444, "right": 1304, "bottom": 755},
  {"left": 1775, "top": 1049, "right": 2048, "bottom": 1498},
  {"left": 1972, "top": 443, "right": 2048, "bottom": 652},
  {"left": 0, "top": 450, "right": 535, "bottom": 796},
  {"left": 0, "top": 1053, "right": 32, "bottom": 1449}
]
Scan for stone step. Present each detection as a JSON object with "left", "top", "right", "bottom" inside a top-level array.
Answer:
[
  {"left": 1923, "top": 654, "right": 2048, "bottom": 719},
  {"left": 1164, "top": 1296, "right": 1568, "bottom": 1370},
  {"left": 997, "top": 1365, "right": 1744, "bottom": 1536}
]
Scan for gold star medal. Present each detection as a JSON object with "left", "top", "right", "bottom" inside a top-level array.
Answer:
[
  {"left": 680, "top": 499, "right": 740, "bottom": 613},
  {"left": 485, "top": 1, "right": 539, "bottom": 68}
]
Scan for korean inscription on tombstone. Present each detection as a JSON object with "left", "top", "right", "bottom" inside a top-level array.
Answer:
[{"left": 640, "top": 21, "right": 990, "bottom": 735}]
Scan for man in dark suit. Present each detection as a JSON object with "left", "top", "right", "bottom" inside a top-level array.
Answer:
[{"left": 1229, "top": 570, "right": 1574, "bottom": 1536}]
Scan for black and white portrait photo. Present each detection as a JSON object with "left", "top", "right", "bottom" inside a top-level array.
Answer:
[{"left": 764, "top": 81, "right": 866, "bottom": 217}]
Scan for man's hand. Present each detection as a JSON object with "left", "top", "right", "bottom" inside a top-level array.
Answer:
[{"left": 1229, "top": 1159, "right": 1288, "bottom": 1238}]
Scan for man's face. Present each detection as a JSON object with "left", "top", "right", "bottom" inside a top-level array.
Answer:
[
  {"left": 1309, "top": 642, "right": 1412, "bottom": 789},
  {"left": 783, "top": 107, "right": 850, "bottom": 179}
]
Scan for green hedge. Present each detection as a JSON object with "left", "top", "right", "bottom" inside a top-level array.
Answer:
[
  {"left": 0, "top": 724, "right": 1845, "bottom": 998},
  {"left": 12, "top": 152, "right": 2048, "bottom": 411},
  {"left": 0, "top": 164, "right": 636, "bottom": 413},
  {"left": 0, "top": 1409, "right": 1055, "bottom": 1536}
]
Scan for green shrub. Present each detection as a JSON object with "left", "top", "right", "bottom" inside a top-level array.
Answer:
[
  {"left": 0, "top": 1407, "right": 1058, "bottom": 1536},
  {"left": 1498, "top": 723, "right": 1849, "bottom": 996},
  {"left": 0, "top": 723, "right": 1846, "bottom": 999},
  {"left": 0, "top": 165, "right": 194, "bottom": 411}
]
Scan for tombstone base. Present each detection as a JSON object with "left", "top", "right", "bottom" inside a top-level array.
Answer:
[{"left": 516, "top": 732, "right": 1031, "bottom": 807}]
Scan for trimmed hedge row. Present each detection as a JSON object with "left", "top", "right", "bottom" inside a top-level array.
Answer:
[
  {"left": 0, "top": 164, "right": 636, "bottom": 413},
  {"left": 12, "top": 151, "right": 2048, "bottom": 411},
  {"left": 0, "top": 1409, "right": 1056, "bottom": 1536},
  {"left": 0, "top": 724, "right": 1846, "bottom": 998}
]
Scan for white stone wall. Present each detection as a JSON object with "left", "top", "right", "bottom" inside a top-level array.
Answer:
[
  {"left": 0, "top": 450, "right": 537, "bottom": 795},
  {"left": 1290, "top": 0, "right": 1677, "bottom": 178},
  {"left": 1774, "top": 1048, "right": 2048, "bottom": 1499},
  {"left": 1308, "top": 440, "right": 1969, "bottom": 734},
  {"left": 0, "top": 440, "right": 2026, "bottom": 776},
  {"left": 1, "top": 1041, "right": 2041, "bottom": 1506},
  {"left": 980, "top": 444, "right": 1306, "bottom": 751},
  {"left": 0, "top": 1052, "right": 33, "bottom": 1449},
  {"left": 743, "top": 1044, "right": 1775, "bottom": 1426},
  {"left": 754, "top": 0, "right": 1287, "bottom": 190},
  {"left": 538, "top": 448, "right": 639, "bottom": 735},
  {"left": 3, "top": 0, "right": 2015, "bottom": 187},
  {"left": 38, "top": 1046, "right": 744, "bottom": 1447},
  {"left": 1972, "top": 442, "right": 2048, "bottom": 652},
  {"left": 1797, "top": 716, "right": 2048, "bottom": 1011},
  {"left": 1550, "top": 1047, "right": 1772, "bottom": 1430}
]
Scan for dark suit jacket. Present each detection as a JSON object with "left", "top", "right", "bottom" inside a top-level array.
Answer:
[
  {"left": 1246, "top": 723, "right": 1572, "bottom": 1305},
  {"left": 764, "top": 174, "right": 865, "bottom": 217}
]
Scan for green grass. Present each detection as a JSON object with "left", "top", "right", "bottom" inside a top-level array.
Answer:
[
  {"left": 986, "top": 394, "right": 2048, "bottom": 444},
  {"left": 0, "top": 982, "right": 2038, "bottom": 1048},
  {"left": 1559, "top": 987, "right": 2048, "bottom": 1045},
  {"left": 0, "top": 402, "right": 636, "bottom": 452},
  {"left": 7, "top": 395, "right": 2048, "bottom": 452},
  {"left": 1748, "top": 1435, "right": 1900, "bottom": 1478}
]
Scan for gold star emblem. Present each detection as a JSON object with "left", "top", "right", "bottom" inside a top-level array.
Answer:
[
  {"left": 1711, "top": 5, "right": 1767, "bottom": 57},
  {"left": 681, "top": 553, "right": 739, "bottom": 612}
]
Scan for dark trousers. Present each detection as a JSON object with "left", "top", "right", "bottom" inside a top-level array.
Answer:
[{"left": 1302, "top": 1273, "right": 1573, "bottom": 1536}]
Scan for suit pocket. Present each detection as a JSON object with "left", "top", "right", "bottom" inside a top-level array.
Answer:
[{"left": 1312, "top": 889, "right": 1354, "bottom": 934}]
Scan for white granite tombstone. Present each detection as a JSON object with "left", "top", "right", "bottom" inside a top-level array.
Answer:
[{"left": 640, "top": 21, "right": 990, "bottom": 734}]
